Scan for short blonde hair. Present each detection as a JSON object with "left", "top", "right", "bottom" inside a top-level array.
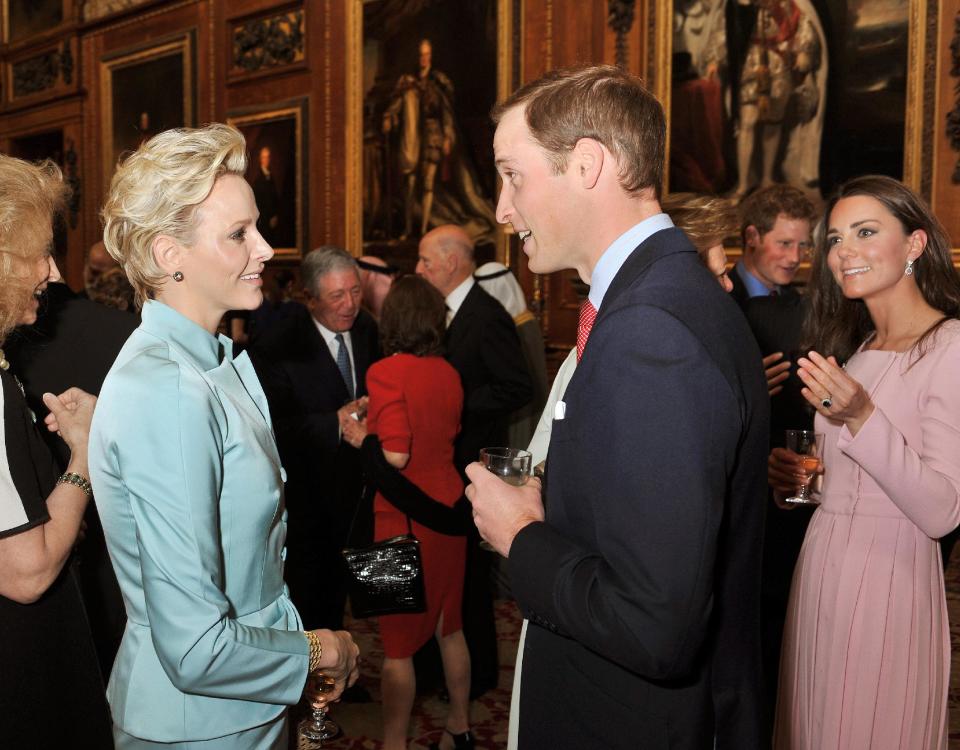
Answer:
[
  {"left": 663, "top": 192, "right": 739, "bottom": 255},
  {"left": 0, "top": 155, "right": 67, "bottom": 343},
  {"left": 101, "top": 123, "right": 248, "bottom": 307}
]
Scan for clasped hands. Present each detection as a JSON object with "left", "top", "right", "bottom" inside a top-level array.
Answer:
[
  {"left": 338, "top": 397, "right": 369, "bottom": 449},
  {"left": 464, "top": 463, "right": 544, "bottom": 557},
  {"left": 303, "top": 629, "right": 360, "bottom": 709}
]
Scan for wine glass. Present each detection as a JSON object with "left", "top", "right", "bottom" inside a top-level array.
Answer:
[
  {"left": 784, "top": 430, "right": 824, "bottom": 505},
  {"left": 477, "top": 447, "right": 532, "bottom": 552},
  {"left": 299, "top": 673, "right": 339, "bottom": 743},
  {"left": 479, "top": 447, "right": 532, "bottom": 486}
]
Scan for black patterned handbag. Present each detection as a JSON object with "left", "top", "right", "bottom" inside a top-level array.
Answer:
[{"left": 342, "top": 486, "right": 426, "bottom": 618}]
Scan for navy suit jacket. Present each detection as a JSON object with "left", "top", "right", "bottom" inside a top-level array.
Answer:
[{"left": 508, "top": 228, "right": 769, "bottom": 749}]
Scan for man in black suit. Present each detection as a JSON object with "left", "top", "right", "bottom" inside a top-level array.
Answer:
[
  {"left": 8, "top": 280, "right": 138, "bottom": 678},
  {"left": 251, "top": 247, "right": 381, "bottom": 632},
  {"left": 467, "top": 65, "right": 769, "bottom": 748},
  {"left": 733, "top": 184, "right": 818, "bottom": 728},
  {"left": 417, "top": 224, "right": 532, "bottom": 475},
  {"left": 417, "top": 223, "right": 532, "bottom": 698}
]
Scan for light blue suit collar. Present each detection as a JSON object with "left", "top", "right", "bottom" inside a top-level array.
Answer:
[
  {"left": 140, "top": 300, "right": 229, "bottom": 372},
  {"left": 140, "top": 301, "right": 272, "bottom": 427}
]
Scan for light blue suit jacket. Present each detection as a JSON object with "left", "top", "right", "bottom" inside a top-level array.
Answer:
[{"left": 89, "top": 300, "right": 309, "bottom": 742}]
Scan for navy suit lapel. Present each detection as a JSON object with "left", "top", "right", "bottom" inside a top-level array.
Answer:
[{"left": 598, "top": 227, "right": 695, "bottom": 322}]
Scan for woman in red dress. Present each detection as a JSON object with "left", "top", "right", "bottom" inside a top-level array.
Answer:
[{"left": 363, "top": 275, "right": 472, "bottom": 750}]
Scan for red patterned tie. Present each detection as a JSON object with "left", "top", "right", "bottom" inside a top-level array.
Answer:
[{"left": 576, "top": 299, "right": 598, "bottom": 362}]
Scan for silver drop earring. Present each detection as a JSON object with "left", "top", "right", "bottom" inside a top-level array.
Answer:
[{"left": 904, "top": 259, "right": 915, "bottom": 276}]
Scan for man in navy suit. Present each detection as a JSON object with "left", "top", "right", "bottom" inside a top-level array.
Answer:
[
  {"left": 252, "top": 247, "right": 381, "bottom": 632},
  {"left": 466, "top": 65, "right": 769, "bottom": 748}
]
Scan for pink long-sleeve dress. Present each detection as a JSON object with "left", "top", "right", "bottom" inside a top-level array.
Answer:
[{"left": 774, "top": 321, "right": 960, "bottom": 750}]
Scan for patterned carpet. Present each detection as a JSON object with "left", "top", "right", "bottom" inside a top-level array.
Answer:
[
  {"left": 297, "top": 599, "right": 521, "bottom": 750},
  {"left": 298, "top": 557, "right": 960, "bottom": 749}
]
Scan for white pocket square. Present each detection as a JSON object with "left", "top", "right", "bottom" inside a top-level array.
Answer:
[{"left": 554, "top": 400, "right": 567, "bottom": 420}]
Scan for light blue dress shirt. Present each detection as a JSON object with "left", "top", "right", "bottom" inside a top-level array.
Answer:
[
  {"left": 734, "top": 260, "right": 779, "bottom": 297},
  {"left": 89, "top": 301, "right": 308, "bottom": 744},
  {"left": 588, "top": 213, "right": 675, "bottom": 311}
]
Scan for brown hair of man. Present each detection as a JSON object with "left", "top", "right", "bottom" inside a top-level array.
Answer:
[
  {"left": 379, "top": 275, "right": 446, "bottom": 357},
  {"left": 662, "top": 193, "right": 739, "bottom": 254},
  {"left": 491, "top": 64, "right": 665, "bottom": 198},
  {"left": 739, "top": 184, "right": 818, "bottom": 242}
]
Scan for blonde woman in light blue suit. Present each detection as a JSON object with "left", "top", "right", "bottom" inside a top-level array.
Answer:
[{"left": 90, "top": 124, "right": 359, "bottom": 749}]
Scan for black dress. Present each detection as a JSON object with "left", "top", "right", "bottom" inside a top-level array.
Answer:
[{"left": 0, "top": 369, "right": 113, "bottom": 748}]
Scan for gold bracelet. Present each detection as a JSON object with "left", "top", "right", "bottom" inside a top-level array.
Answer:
[
  {"left": 57, "top": 472, "right": 93, "bottom": 498},
  {"left": 305, "top": 630, "right": 323, "bottom": 672}
]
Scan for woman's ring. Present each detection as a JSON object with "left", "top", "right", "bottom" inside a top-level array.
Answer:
[{"left": 821, "top": 396, "right": 833, "bottom": 409}]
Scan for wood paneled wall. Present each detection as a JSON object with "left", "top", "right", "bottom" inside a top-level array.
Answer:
[{"left": 0, "top": 0, "right": 956, "bottom": 348}]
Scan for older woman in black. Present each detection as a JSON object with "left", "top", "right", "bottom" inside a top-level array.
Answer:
[{"left": 0, "top": 155, "right": 112, "bottom": 747}]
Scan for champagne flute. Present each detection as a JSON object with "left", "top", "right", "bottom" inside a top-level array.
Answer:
[
  {"left": 299, "top": 672, "right": 339, "bottom": 743},
  {"left": 478, "top": 447, "right": 532, "bottom": 552},
  {"left": 784, "top": 430, "right": 824, "bottom": 505}
]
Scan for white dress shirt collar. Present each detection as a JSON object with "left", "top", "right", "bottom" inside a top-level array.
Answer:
[
  {"left": 445, "top": 275, "right": 475, "bottom": 322},
  {"left": 312, "top": 317, "right": 355, "bottom": 392},
  {"left": 588, "top": 213, "right": 674, "bottom": 311}
]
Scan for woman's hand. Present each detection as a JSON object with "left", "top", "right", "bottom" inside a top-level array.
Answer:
[
  {"left": 763, "top": 352, "right": 791, "bottom": 396},
  {"left": 43, "top": 388, "right": 96, "bottom": 456},
  {"left": 305, "top": 629, "right": 360, "bottom": 706},
  {"left": 797, "top": 351, "right": 874, "bottom": 434}
]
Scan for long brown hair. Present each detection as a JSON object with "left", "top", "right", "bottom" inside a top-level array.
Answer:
[{"left": 803, "top": 175, "right": 960, "bottom": 363}]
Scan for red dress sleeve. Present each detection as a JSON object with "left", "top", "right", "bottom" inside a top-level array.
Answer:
[{"left": 367, "top": 358, "right": 412, "bottom": 455}]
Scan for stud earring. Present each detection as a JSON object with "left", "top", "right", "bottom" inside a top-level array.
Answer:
[
  {"left": 904, "top": 259, "right": 915, "bottom": 276},
  {"left": 173, "top": 271, "right": 184, "bottom": 282}
]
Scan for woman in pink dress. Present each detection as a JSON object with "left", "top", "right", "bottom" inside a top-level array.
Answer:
[{"left": 771, "top": 175, "right": 960, "bottom": 749}]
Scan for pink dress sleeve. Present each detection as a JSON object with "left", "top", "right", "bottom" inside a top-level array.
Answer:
[
  {"left": 838, "top": 333, "right": 960, "bottom": 539},
  {"left": 367, "top": 360, "right": 412, "bottom": 455}
]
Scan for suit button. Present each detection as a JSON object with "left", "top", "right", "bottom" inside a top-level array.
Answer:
[
  {"left": 281, "top": 509, "right": 288, "bottom": 523},
  {"left": 281, "top": 547, "right": 287, "bottom": 560},
  {"left": 280, "top": 467, "right": 288, "bottom": 483}
]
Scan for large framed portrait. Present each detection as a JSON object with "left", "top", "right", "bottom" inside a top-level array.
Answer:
[
  {"left": 227, "top": 100, "right": 307, "bottom": 259},
  {"left": 661, "top": 0, "right": 928, "bottom": 202},
  {"left": 345, "top": 0, "right": 516, "bottom": 263},
  {"left": 2, "top": 0, "right": 66, "bottom": 43},
  {"left": 99, "top": 32, "right": 196, "bottom": 191}
]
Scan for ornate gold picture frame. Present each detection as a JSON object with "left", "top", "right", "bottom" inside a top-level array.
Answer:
[
  {"left": 653, "top": 0, "right": 931, "bottom": 201},
  {"left": 227, "top": 100, "right": 308, "bottom": 259},
  {"left": 344, "top": 0, "right": 516, "bottom": 264},
  {"left": 99, "top": 32, "right": 196, "bottom": 192}
]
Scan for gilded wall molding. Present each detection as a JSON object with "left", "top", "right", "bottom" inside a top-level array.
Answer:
[
  {"left": 10, "top": 43, "right": 72, "bottom": 98},
  {"left": 231, "top": 9, "right": 304, "bottom": 74},
  {"left": 608, "top": 0, "right": 636, "bottom": 70},
  {"left": 947, "top": 11, "right": 960, "bottom": 183}
]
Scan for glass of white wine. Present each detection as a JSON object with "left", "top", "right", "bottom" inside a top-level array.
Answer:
[
  {"left": 477, "top": 447, "right": 532, "bottom": 553},
  {"left": 299, "top": 672, "right": 339, "bottom": 743},
  {"left": 784, "top": 430, "right": 824, "bottom": 505}
]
